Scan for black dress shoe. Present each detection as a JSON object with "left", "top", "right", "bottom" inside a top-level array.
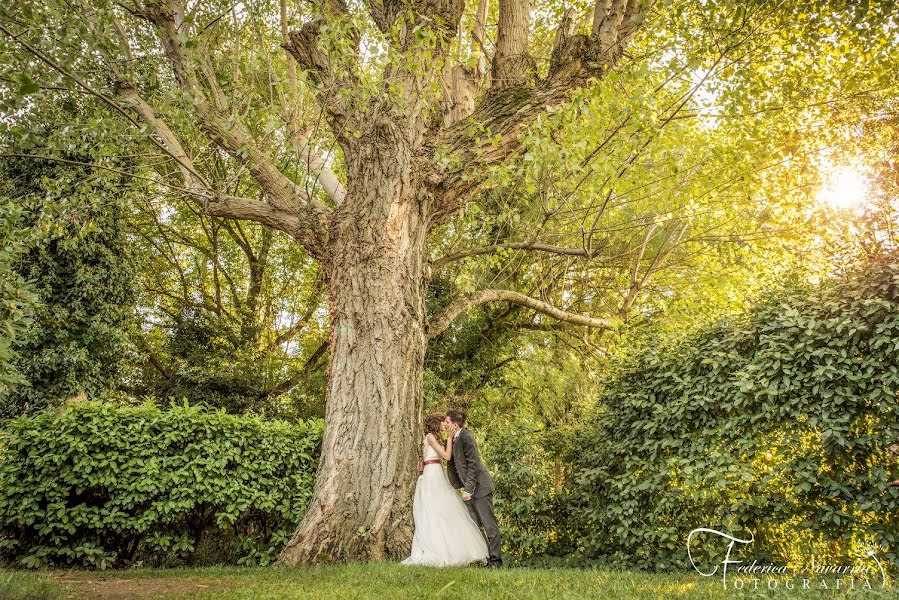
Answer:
[{"left": 486, "top": 561, "right": 502, "bottom": 569}]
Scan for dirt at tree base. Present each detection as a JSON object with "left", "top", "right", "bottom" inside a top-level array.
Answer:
[{"left": 50, "top": 572, "right": 235, "bottom": 599}]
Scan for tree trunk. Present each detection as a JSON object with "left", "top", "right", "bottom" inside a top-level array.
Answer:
[
  {"left": 493, "top": 0, "right": 533, "bottom": 87},
  {"left": 278, "top": 125, "right": 429, "bottom": 564}
]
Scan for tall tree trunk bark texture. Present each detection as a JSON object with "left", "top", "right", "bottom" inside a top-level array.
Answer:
[{"left": 279, "top": 121, "right": 430, "bottom": 564}]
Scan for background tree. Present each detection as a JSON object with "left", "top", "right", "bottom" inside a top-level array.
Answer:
[
  {"left": 131, "top": 194, "right": 329, "bottom": 418},
  {"left": 0, "top": 155, "right": 139, "bottom": 417},
  {"left": 0, "top": 200, "right": 36, "bottom": 398}
]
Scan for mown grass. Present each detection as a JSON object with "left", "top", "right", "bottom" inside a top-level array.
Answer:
[
  {"left": 0, "top": 568, "right": 68, "bottom": 600},
  {"left": 0, "top": 563, "right": 894, "bottom": 599}
]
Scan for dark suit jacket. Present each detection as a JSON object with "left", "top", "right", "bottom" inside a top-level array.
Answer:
[{"left": 447, "top": 428, "right": 495, "bottom": 498}]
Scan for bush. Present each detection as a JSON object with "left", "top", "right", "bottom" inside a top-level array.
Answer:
[
  {"left": 485, "top": 425, "right": 581, "bottom": 565},
  {"left": 0, "top": 200, "right": 36, "bottom": 397},
  {"left": 573, "top": 253, "right": 899, "bottom": 571},
  {"left": 1, "top": 157, "right": 139, "bottom": 418},
  {"left": 0, "top": 400, "right": 321, "bottom": 569}
]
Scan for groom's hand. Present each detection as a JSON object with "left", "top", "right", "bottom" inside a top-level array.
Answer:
[{"left": 461, "top": 492, "right": 472, "bottom": 501}]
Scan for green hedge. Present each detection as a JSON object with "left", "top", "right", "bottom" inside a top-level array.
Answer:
[
  {"left": 485, "top": 426, "right": 580, "bottom": 565},
  {"left": 573, "top": 253, "right": 899, "bottom": 571},
  {"left": 0, "top": 401, "right": 321, "bottom": 568}
]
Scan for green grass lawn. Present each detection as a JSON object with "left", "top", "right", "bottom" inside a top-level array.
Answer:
[{"left": 0, "top": 563, "right": 894, "bottom": 600}]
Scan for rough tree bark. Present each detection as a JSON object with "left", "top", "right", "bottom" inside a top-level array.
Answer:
[
  {"left": 281, "top": 124, "right": 432, "bottom": 561},
  {"left": 493, "top": 0, "right": 534, "bottom": 86}
]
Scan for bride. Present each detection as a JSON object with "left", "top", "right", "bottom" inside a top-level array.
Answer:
[{"left": 401, "top": 414, "right": 489, "bottom": 567}]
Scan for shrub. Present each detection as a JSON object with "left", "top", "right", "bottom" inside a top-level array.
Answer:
[
  {"left": 0, "top": 200, "right": 36, "bottom": 397},
  {"left": 573, "top": 253, "right": 899, "bottom": 572},
  {"left": 2, "top": 157, "right": 139, "bottom": 418},
  {"left": 485, "top": 425, "right": 581, "bottom": 564},
  {"left": 0, "top": 400, "right": 321, "bottom": 568}
]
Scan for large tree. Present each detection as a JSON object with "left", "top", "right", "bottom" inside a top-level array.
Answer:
[
  {"left": 4, "top": 0, "right": 651, "bottom": 563},
  {"left": 2, "top": 0, "right": 895, "bottom": 563}
]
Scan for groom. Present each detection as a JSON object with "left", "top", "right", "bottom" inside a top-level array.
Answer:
[{"left": 444, "top": 410, "right": 502, "bottom": 568}]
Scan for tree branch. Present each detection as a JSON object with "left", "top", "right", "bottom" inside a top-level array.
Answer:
[
  {"left": 0, "top": 19, "right": 209, "bottom": 190},
  {"left": 268, "top": 287, "right": 325, "bottom": 351},
  {"left": 427, "top": 0, "right": 653, "bottom": 226},
  {"left": 292, "top": 126, "right": 347, "bottom": 204},
  {"left": 281, "top": 0, "right": 363, "bottom": 144},
  {"left": 620, "top": 219, "right": 688, "bottom": 317},
  {"left": 203, "top": 195, "right": 311, "bottom": 239},
  {"left": 133, "top": 332, "right": 171, "bottom": 379},
  {"left": 426, "top": 288, "right": 615, "bottom": 340},
  {"left": 276, "top": 1, "right": 347, "bottom": 204},
  {"left": 431, "top": 240, "right": 599, "bottom": 271},
  {"left": 284, "top": 21, "right": 353, "bottom": 125},
  {"left": 114, "top": 81, "right": 207, "bottom": 194},
  {"left": 266, "top": 338, "right": 328, "bottom": 398},
  {"left": 133, "top": 1, "right": 332, "bottom": 258},
  {"left": 472, "top": 0, "right": 491, "bottom": 77}
]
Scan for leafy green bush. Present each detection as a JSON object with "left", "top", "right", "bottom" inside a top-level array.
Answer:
[
  {"left": 0, "top": 200, "right": 36, "bottom": 396},
  {"left": 485, "top": 425, "right": 581, "bottom": 564},
  {"left": 1, "top": 155, "right": 139, "bottom": 418},
  {"left": 0, "top": 401, "right": 321, "bottom": 568},
  {"left": 573, "top": 253, "right": 899, "bottom": 571}
]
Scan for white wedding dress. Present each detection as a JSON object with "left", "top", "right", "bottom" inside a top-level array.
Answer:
[{"left": 401, "top": 436, "right": 489, "bottom": 567}]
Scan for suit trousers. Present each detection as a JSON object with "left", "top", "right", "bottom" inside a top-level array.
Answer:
[{"left": 465, "top": 493, "right": 502, "bottom": 565}]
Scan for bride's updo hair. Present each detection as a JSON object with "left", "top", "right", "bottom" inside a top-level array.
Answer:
[{"left": 424, "top": 414, "right": 444, "bottom": 436}]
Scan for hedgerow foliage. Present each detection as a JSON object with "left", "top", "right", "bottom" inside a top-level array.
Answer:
[
  {"left": 573, "top": 253, "right": 899, "bottom": 572},
  {"left": 485, "top": 425, "right": 579, "bottom": 564},
  {"left": 1, "top": 156, "right": 139, "bottom": 418},
  {"left": 0, "top": 200, "right": 36, "bottom": 396},
  {"left": 0, "top": 401, "right": 321, "bottom": 568}
]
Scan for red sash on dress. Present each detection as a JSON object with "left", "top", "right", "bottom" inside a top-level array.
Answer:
[{"left": 418, "top": 459, "right": 441, "bottom": 474}]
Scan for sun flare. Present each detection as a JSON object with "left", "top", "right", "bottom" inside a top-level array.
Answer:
[{"left": 816, "top": 166, "right": 869, "bottom": 211}]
